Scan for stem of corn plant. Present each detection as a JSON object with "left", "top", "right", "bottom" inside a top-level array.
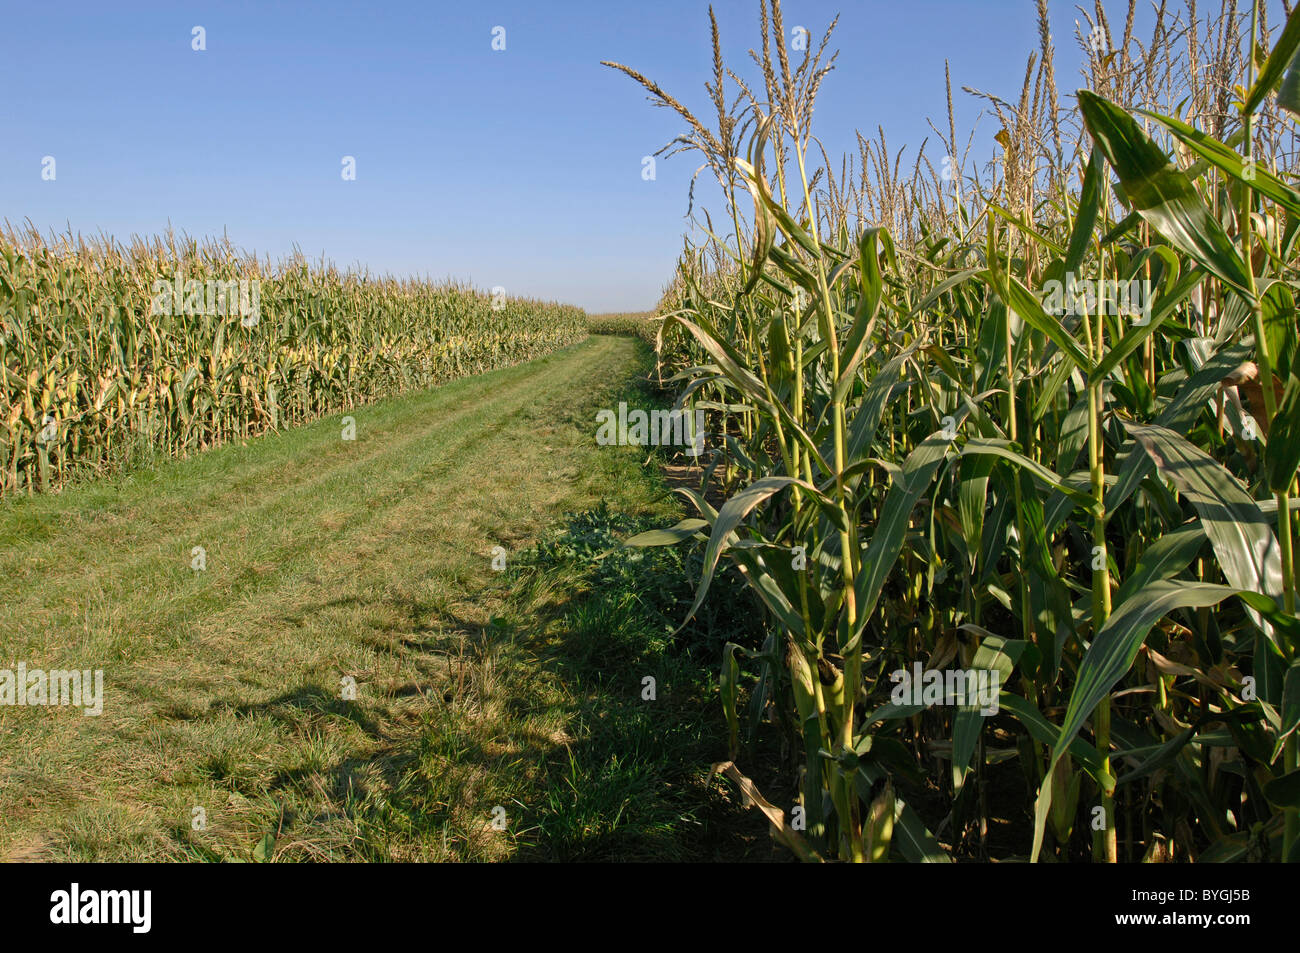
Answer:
[
  {"left": 752, "top": 273, "right": 829, "bottom": 852},
  {"left": 1233, "top": 0, "right": 1298, "bottom": 859},
  {"left": 990, "top": 217, "right": 1036, "bottom": 660},
  {"left": 1240, "top": 0, "right": 1299, "bottom": 860},
  {"left": 1084, "top": 184, "right": 1116, "bottom": 863},
  {"left": 791, "top": 116, "right": 863, "bottom": 862}
]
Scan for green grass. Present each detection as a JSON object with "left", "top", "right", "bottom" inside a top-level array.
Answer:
[{"left": 0, "top": 334, "right": 766, "bottom": 862}]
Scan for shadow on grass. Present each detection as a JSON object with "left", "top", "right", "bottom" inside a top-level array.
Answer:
[
  {"left": 492, "top": 505, "right": 782, "bottom": 863},
  {"left": 167, "top": 508, "right": 783, "bottom": 861},
  {"left": 208, "top": 685, "right": 384, "bottom": 739}
]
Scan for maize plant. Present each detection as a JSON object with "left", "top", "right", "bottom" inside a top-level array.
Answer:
[
  {"left": 617, "top": 0, "right": 1300, "bottom": 862},
  {"left": 0, "top": 226, "right": 586, "bottom": 494}
]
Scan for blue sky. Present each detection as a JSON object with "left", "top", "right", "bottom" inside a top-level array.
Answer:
[{"left": 0, "top": 1, "right": 1173, "bottom": 312}]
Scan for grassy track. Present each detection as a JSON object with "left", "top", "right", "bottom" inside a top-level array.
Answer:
[{"left": 0, "top": 334, "right": 731, "bottom": 861}]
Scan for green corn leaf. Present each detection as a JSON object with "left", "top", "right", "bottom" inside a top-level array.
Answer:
[
  {"left": 987, "top": 202, "right": 1066, "bottom": 256},
  {"left": 1077, "top": 90, "right": 1253, "bottom": 298},
  {"left": 949, "top": 636, "right": 1023, "bottom": 795},
  {"left": 849, "top": 418, "right": 968, "bottom": 654},
  {"left": 1092, "top": 266, "right": 1202, "bottom": 381},
  {"left": 730, "top": 545, "right": 812, "bottom": 637},
  {"left": 1127, "top": 422, "right": 1285, "bottom": 640},
  {"left": 676, "top": 476, "right": 831, "bottom": 633},
  {"left": 1138, "top": 108, "right": 1300, "bottom": 219},
  {"left": 1106, "top": 343, "right": 1252, "bottom": 515},
  {"left": 1279, "top": 49, "right": 1300, "bottom": 117},
  {"left": 1245, "top": 6, "right": 1300, "bottom": 115},
  {"left": 1280, "top": 661, "right": 1300, "bottom": 747},
  {"left": 960, "top": 438, "right": 1095, "bottom": 508},
  {"left": 623, "top": 518, "right": 710, "bottom": 547},
  {"left": 1112, "top": 522, "right": 1207, "bottom": 605},
  {"left": 981, "top": 266, "right": 1094, "bottom": 372},
  {"left": 1114, "top": 726, "right": 1197, "bottom": 786},
  {"left": 1032, "top": 580, "right": 1249, "bottom": 862},
  {"left": 661, "top": 312, "right": 777, "bottom": 416},
  {"left": 958, "top": 453, "right": 994, "bottom": 566},
  {"left": 834, "top": 227, "right": 894, "bottom": 401},
  {"left": 1261, "top": 280, "right": 1298, "bottom": 377},
  {"left": 997, "top": 692, "right": 1103, "bottom": 772},
  {"left": 1264, "top": 769, "right": 1300, "bottom": 809},
  {"left": 1266, "top": 370, "right": 1300, "bottom": 492},
  {"left": 845, "top": 351, "right": 913, "bottom": 464},
  {"left": 1198, "top": 832, "right": 1252, "bottom": 862},
  {"left": 1065, "top": 147, "right": 1103, "bottom": 274}
]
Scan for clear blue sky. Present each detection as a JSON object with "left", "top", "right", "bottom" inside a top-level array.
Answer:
[{"left": 0, "top": 1, "right": 1180, "bottom": 312}]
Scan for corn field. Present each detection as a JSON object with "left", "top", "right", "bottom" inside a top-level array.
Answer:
[
  {"left": 0, "top": 226, "right": 585, "bottom": 494},
  {"left": 587, "top": 311, "right": 660, "bottom": 344},
  {"left": 615, "top": 0, "right": 1300, "bottom": 862}
]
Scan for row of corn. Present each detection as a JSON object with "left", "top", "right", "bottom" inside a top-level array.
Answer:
[
  {"left": 0, "top": 227, "right": 586, "bottom": 494},
  {"left": 617, "top": 0, "right": 1300, "bottom": 861}
]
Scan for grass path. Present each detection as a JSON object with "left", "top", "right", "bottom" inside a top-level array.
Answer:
[{"left": 0, "top": 335, "right": 714, "bottom": 861}]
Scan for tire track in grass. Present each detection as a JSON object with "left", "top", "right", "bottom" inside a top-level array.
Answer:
[
  {"left": 0, "top": 335, "right": 661, "bottom": 859},
  {"left": 0, "top": 339, "right": 611, "bottom": 656}
]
